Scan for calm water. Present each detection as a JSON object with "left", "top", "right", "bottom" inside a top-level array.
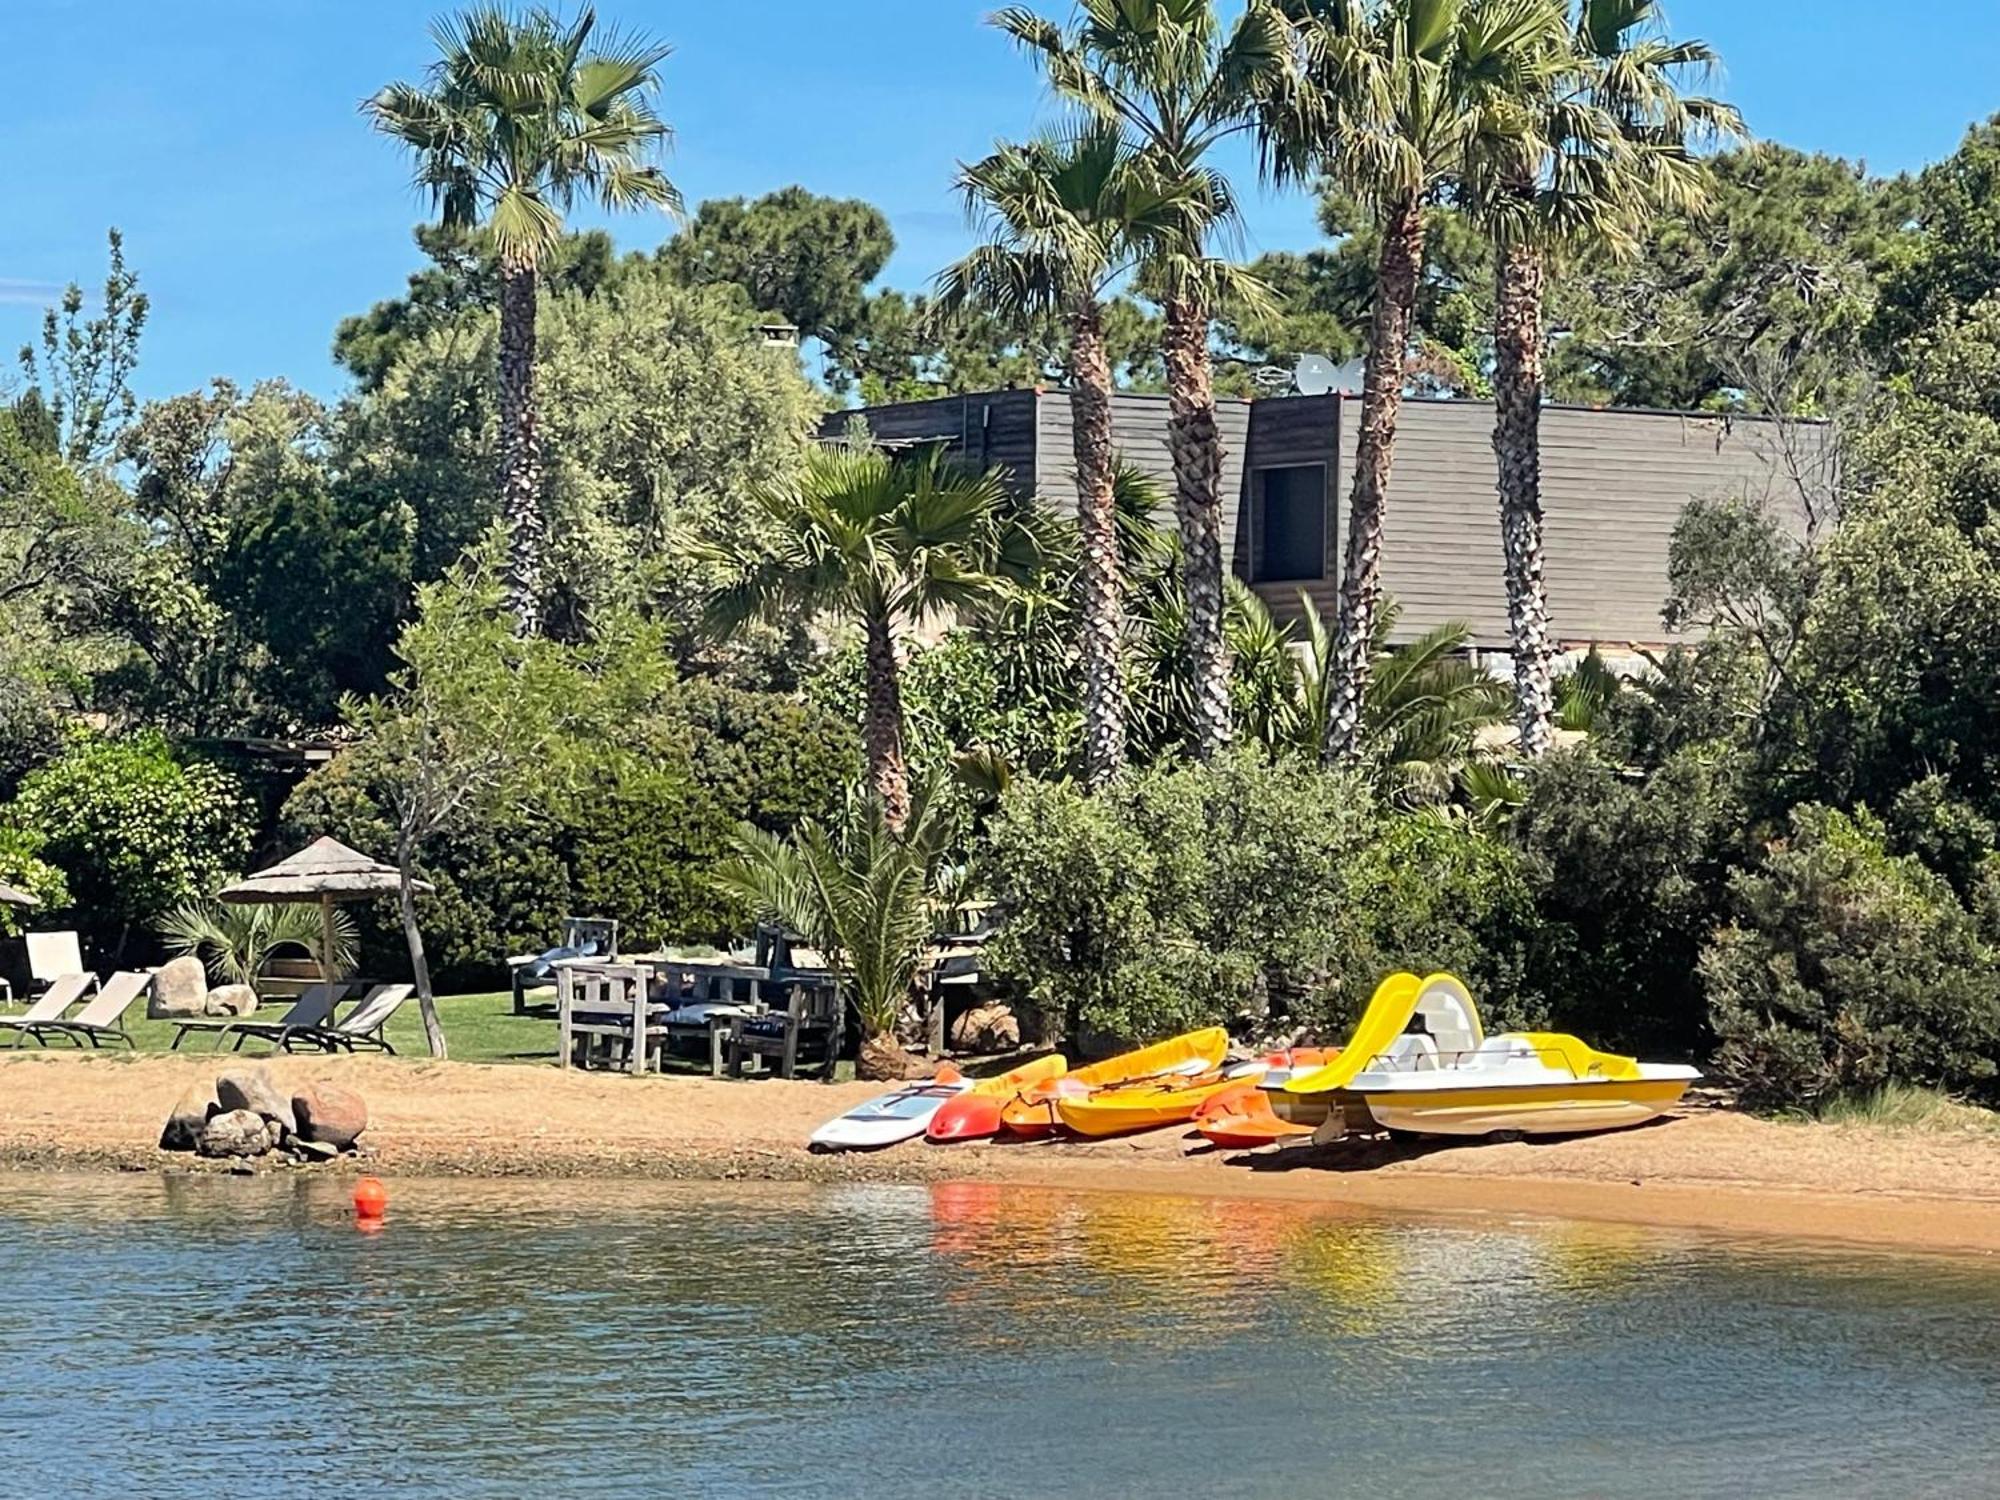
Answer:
[{"left": 1, "top": 1176, "right": 1997, "bottom": 1497}]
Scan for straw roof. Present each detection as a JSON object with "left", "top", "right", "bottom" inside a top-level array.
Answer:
[
  {"left": 217, "top": 836, "right": 432, "bottom": 903},
  {"left": 0, "top": 881, "right": 38, "bottom": 908}
]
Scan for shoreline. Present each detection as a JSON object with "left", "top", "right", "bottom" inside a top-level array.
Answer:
[{"left": 6, "top": 1052, "right": 2000, "bottom": 1256}]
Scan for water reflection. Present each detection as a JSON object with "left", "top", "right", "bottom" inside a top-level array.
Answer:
[{"left": 2, "top": 1174, "right": 1999, "bottom": 1498}]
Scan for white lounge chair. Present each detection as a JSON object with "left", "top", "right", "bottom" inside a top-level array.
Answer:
[
  {"left": 23, "top": 932, "right": 88, "bottom": 994},
  {"left": 174, "top": 983, "right": 351, "bottom": 1053},
  {"left": 11, "top": 971, "right": 148, "bottom": 1049},
  {"left": 0, "top": 973, "right": 95, "bottom": 1038}
]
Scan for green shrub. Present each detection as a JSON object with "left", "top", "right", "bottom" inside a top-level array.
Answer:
[
  {"left": 282, "top": 681, "right": 855, "bottom": 989},
  {"left": 984, "top": 755, "right": 1376, "bottom": 1044},
  {"left": 0, "top": 824, "right": 69, "bottom": 938},
  {"left": 1513, "top": 745, "right": 1751, "bottom": 1054},
  {"left": 6, "top": 731, "right": 255, "bottom": 942},
  {"left": 1329, "top": 815, "right": 1556, "bottom": 1036},
  {"left": 1702, "top": 804, "right": 2000, "bottom": 1109}
]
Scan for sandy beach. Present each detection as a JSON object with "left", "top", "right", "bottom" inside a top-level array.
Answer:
[{"left": 5, "top": 1050, "right": 2000, "bottom": 1255}]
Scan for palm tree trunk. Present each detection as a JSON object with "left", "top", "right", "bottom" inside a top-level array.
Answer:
[
  {"left": 497, "top": 255, "right": 546, "bottom": 638},
  {"left": 1325, "top": 193, "right": 1425, "bottom": 765},
  {"left": 1163, "top": 293, "right": 1232, "bottom": 759},
  {"left": 1492, "top": 239, "right": 1555, "bottom": 758},
  {"left": 395, "top": 835, "right": 447, "bottom": 1059},
  {"left": 1070, "top": 298, "right": 1129, "bottom": 788},
  {"left": 862, "top": 610, "right": 911, "bottom": 833}
]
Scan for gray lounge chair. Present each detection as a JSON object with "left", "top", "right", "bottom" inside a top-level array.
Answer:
[
  {"left": 0, "top": 973, "right": 95, "bottom": 1037},
  {"left": 173, "top": 983, "right": 350, "bottom": 1052},
  {"left": 231, "top": 983, "right": 414, "bottom": 1055},
  {"left": 11, "top": 971, "right": 148, "bottom": 1049}
]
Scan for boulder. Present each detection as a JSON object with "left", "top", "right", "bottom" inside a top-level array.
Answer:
[
  {"left": 949, "top": 1002, "right": 1019, "bottom": 1054},
  {"left": 288, "top": 1137, "right": 340, "bottom": 1162},
  {"left": 216, "top": 1066, "right": 296, "bottom": 1135},
  {"left": 159, "top": 1081, "right": 219, "bottom": 1152},
  {"left": 204, "top": 984, "right": 258, "bottom": 1018},
  {"left": 859, "top": 1032, "right": 929, "bottom": 1081},
  {"left": 148, "top": 957, "right": 209, "bottom": 1019},
  {"left": 292, "top": 1085, "right": 367, "bottom": 1151},
  {"left": 196, "top": 1109, "right": 275, "bottom": 1158}
]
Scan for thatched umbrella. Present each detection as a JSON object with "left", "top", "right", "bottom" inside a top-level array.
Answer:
[
  {"left": 217, "top": 836, "right": 431, "bottom": 983},
  {"left": 0, "top": 882, "right": 37, "bottom": 910}
]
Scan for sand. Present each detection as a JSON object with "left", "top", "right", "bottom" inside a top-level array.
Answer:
[{"left": 5, "top": 1050, "right": 2000, "bottom": 1256}]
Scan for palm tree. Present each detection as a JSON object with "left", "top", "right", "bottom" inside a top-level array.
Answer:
[
  {"left": 697, "top": 443, "right": 1026, "bottom": 833},
  {"left": 936, "top": 126, "right": 1171, "bottom": 788},
  {"left": 1466, "top": 0, "right": 1739, "bottom": 756},
  {"left": 715, "top": 779, "right": 959, "bottom": 1080},
  {"left": 994, "top": 0, "right": 1291, "bottom": 761},
  {"left": 365, "top": 4, "right": 680, "bottom": 636},
  {"left": 1269, "top": 0, "right": 1561, "bottom": 763}
]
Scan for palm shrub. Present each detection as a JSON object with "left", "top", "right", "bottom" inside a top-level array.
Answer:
[
  {"left": 714, "top": 781, "right": 960, "bottom": 1080},
  {"left": 1225, "top": 591, "right": 1512, "bottom": 799},
  {"left": 365, "top": 4, "right": 680, "bottom": 634},
  {"left": 159, "top": 901, "right": 359, "bottom": 987}
]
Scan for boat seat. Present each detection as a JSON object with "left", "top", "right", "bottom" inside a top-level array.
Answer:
[{"left": 1378, "top": 1033, "right": 1439, "bottom": 1072}]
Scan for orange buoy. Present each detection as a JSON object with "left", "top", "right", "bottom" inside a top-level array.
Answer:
[{"left": 352, "top": 1176, "right": 388, "bottom": 1221}]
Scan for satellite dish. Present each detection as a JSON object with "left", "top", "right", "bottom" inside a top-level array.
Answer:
[{"left": 1293, "top": 352, "right": 1337, "bottom": 396}]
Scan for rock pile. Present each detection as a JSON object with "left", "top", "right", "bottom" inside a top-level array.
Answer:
[
  {"left": 145, "top": 959, "right": 263, "bottom": 1020},
  {"left": 159, "top": 1065, "right": 369, "bottom": 1163}
]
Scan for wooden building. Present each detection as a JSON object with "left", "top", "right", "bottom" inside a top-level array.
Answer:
[{"left": 819, "top": 388, "right": 1807, "bottom": 650}]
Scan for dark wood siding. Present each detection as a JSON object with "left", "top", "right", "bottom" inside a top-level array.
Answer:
[
  {"left": 817, "top": 391, "right": 1040, "bottom": 498},
  {"left": 1253, "top": 396, "right": 1810, "bottom": 648},
  {"left": 1036, "top": 390, "right": 1253, "bottom": 562},
  {"left": 840, "top": 388, "right": 1814, "bottom": 650}
]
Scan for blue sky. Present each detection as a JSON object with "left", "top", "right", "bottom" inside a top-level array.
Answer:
[{"left": 5, "top": 0, "right": 1998, "bottom": 403}]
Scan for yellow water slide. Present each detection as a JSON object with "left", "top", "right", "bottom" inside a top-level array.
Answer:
[{"left": 1282, "top": 972, "right": 1425, "bottom": 1095}]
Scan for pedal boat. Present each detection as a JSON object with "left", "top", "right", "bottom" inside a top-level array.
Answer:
[{"left": 1278, "top": 973, "right": 1699, "bottom": 1140}]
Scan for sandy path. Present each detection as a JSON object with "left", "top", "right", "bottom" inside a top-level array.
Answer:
[{"left": 6, "top": 1052, "right": 2000, "bottom": 1255}]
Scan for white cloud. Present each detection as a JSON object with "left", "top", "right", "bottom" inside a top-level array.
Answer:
[{"left": 0, "top": 279, "right": 64, "bottom": 307}]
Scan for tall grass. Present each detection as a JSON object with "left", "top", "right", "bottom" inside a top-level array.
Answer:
[{"left": 1810, "top": 1083, "right": 2000, "bottom": 1134}]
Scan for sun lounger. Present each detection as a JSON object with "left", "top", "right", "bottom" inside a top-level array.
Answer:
[
  {"left": 171, "top": 983, "right": 350, "bottom": 1052},
  {"left": 0, "top": 973, "right": 95, "bottom": 1036},
  {"left": 227, "top": 983, "right": 414, "bottom": 1055},
  {"left": 9, "top": 971, "right": 148, "bottom": 1049}
]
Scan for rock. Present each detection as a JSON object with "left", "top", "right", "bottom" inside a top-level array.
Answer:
[
  {"left": 196, "top": 1109, "right": 275, "bottom": 1158},
  {"left": 159, "top": 1081, "right": 219, "bottom": 1152},
  {"left": 949, "top": 1002, "right": 1019, "bottom": 1054},
  {"left": 204, "top": 983, "right": 258, "bottom": 1017},
  {"left": 216, "top": 1066, "right": 296, "bottom": 1135},
  {"left": 289, "top": 1137, "right": 340, "bottom": 1162},
  {"left": 292, "top": 1085, "right": 367, "bottom": 1150},
  {"left": 148, "top": 956, "right": 209, "bottom": 1019}
]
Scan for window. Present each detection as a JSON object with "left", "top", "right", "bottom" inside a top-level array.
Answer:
[{"left": 1252, "top": 464, "right": 1328, "bottom": 583}]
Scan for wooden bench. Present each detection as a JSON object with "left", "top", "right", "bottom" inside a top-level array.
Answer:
[
  {"left": 724, "top": 981, "right": 843, "bottom": 1082},
  {"left": 555, "top": 962, "right": 658, "bottom": 1075}
]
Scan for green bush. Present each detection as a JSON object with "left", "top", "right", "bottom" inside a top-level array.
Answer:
[
  {"left": 0, "top": 824, "right": 69, "bottom": 938},
  {"left": 1513, "top": 746, "right": 1752, "bottom": 1054},
  {"left": 1331, "top": 815, "right": 1556, "bottom": 1036},
  {"left": 984, "top": 755, "right": 1377, "bottom": 1045},
  {"left": 5, "top": 731, "right": 255, "bottom": 942},
  {"left": 282, "top": 681, "right": 856, "bottom": 989},
  {"left": 1702, "top": 804, "right": 2000, "bottom": 1109}
]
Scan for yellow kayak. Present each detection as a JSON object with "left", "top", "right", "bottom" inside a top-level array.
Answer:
[
  {"left": 1000, "top": 1027, "right": 1230, "bottom": 1138},
  {"left": 1055, "top": 1067, "right": 1258, "bottom": 1138}
]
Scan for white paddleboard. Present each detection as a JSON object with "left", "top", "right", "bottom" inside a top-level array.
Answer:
[{"left": 809, "top": 1080, "right": 971, "bottom": 1151}]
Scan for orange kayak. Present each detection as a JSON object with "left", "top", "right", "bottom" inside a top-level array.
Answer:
[
  {"left": 927, "top": 1055, "right": 1068, "bottom": 1143},
  {"left": 1197, "top": 1091, "right": 1317, "bottom": 1149},
  {"left": 998, "top": 1028, "right": 1229, "bottom": 1139}
]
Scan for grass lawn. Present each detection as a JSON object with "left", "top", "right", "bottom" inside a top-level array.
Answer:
[{"left": 11, "top": 990, "right": 559, "bottom": 1066}]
